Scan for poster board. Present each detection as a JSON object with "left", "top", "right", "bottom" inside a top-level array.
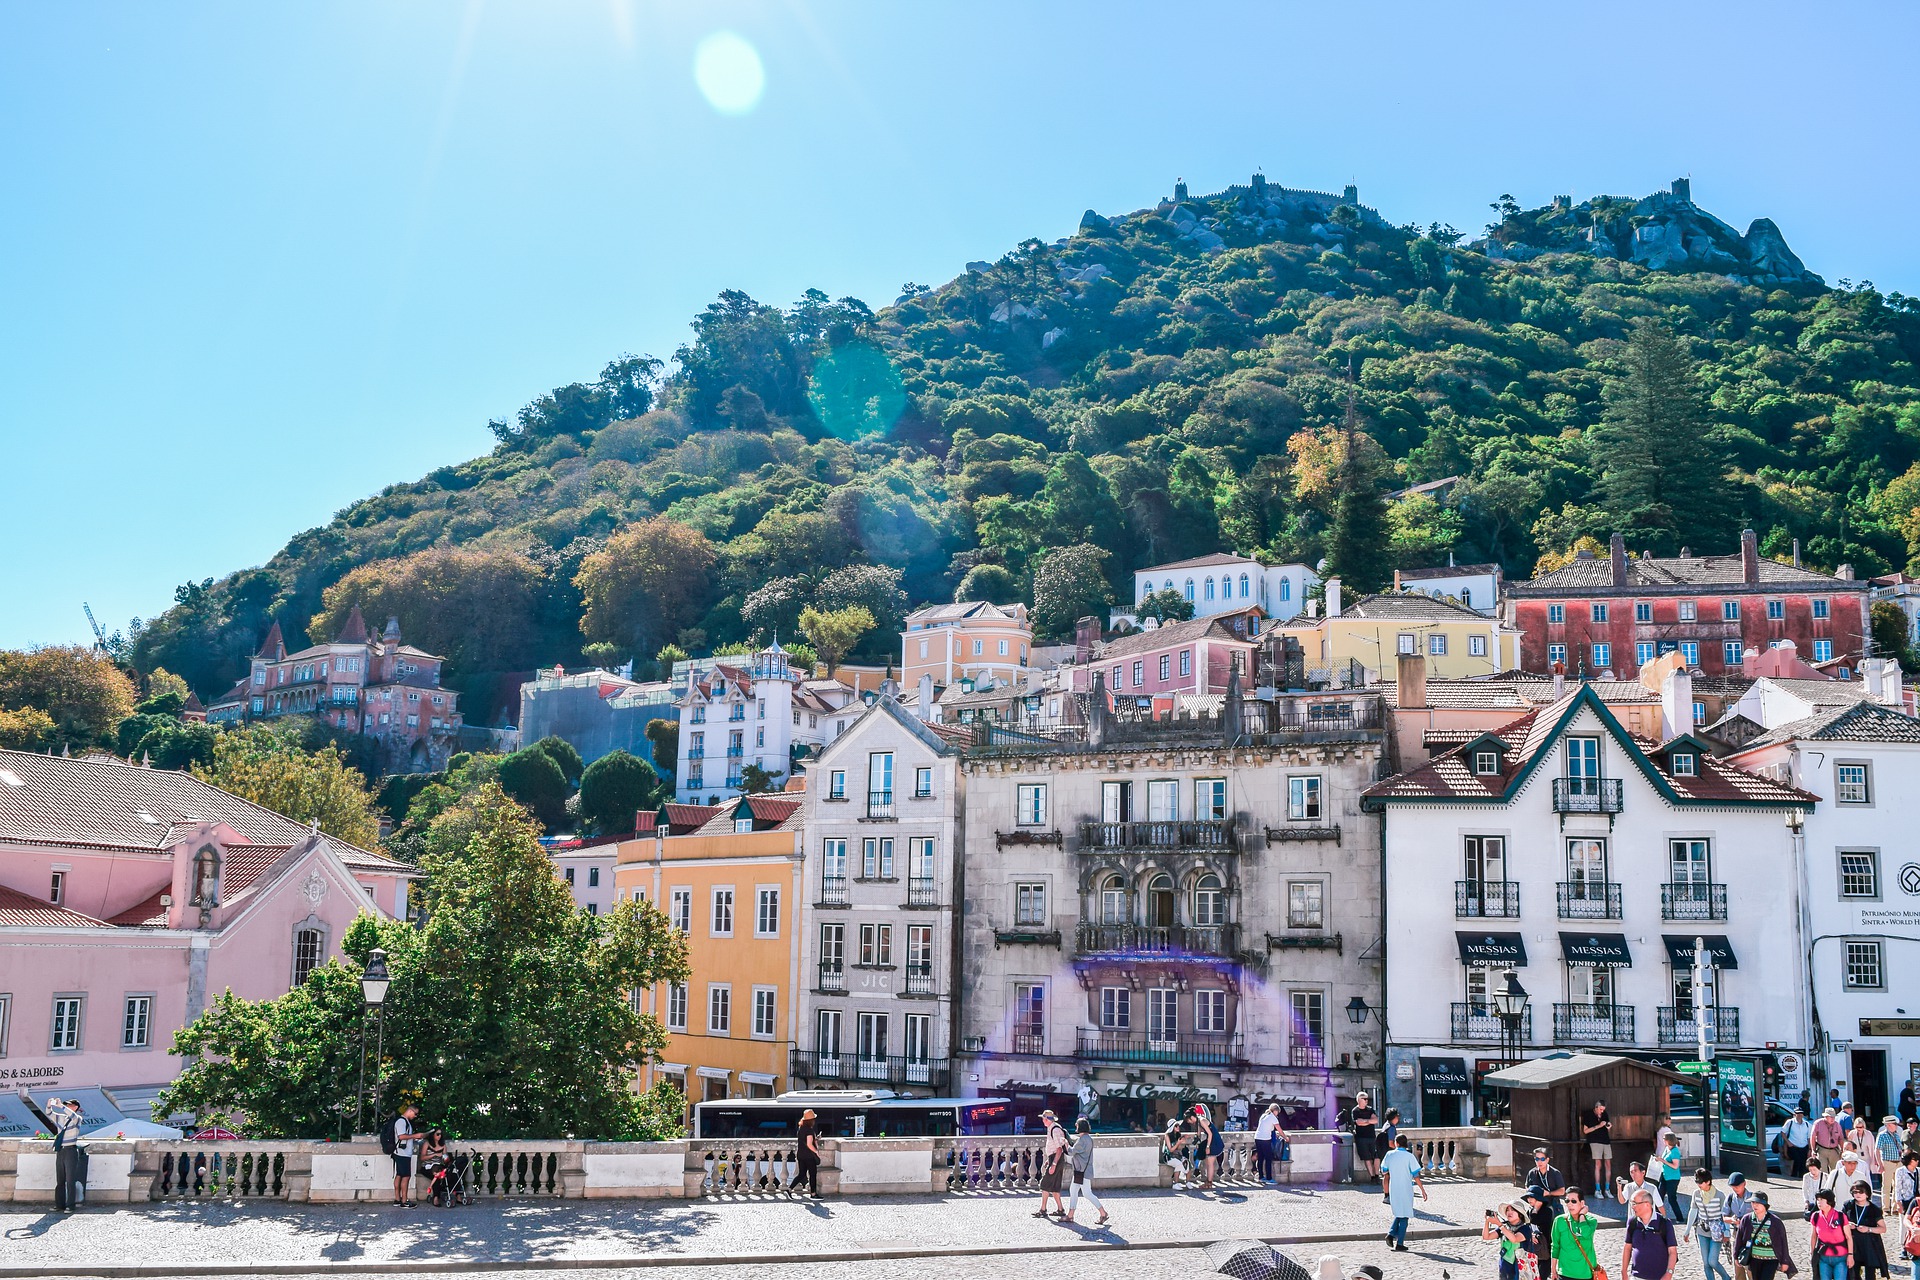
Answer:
[{"left": 1718, "top": 1058, "right": 1760, "bottom": 1150}]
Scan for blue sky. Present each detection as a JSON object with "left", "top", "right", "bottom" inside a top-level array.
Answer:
[{"left": 4, "top": 2, "right": 1917, "bottom": 649}]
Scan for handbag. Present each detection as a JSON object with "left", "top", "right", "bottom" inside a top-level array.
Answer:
[{"left": 1568, "top": 1218, "right": 1609, "bottom": 1280}]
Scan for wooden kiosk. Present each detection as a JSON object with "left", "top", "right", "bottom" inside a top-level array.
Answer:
[{"left": 1482, "top": 1053, "right": 1690, "bottom": 1186}]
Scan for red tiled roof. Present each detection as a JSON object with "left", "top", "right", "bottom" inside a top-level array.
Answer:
[
  {"left": 0, "top": 883, "right": 113, "bottom": 929},
  {"left": 634, "top": 811, "right": 658, "bottom": 835},
  {"left": 660, "top": 803, "right": 722, "bottom": 831},
  {"left": 106, "top": 890, "right": 169, "bottom": 927}
]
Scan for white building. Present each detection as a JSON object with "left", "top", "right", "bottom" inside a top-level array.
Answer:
[
  {"left": 1394, "top": 561, "right": 1503, "bottom": 616},
  {"left": 1364, "top": 682, "right": 1813, "bottom": 1126},
  {"left": 793, "top": 697, "right": 968, "bottom": 1096},
  {"left": 550, "top": 843, "right": 618, "bottom": 916},
  {"left": 1727, "top": 696, "right": 1920, "bottom": 1122},
  {"left": 1131, "top": 553, "right": 1317, "bottom": 624},
  {"left": 672, "top": 643, "right": 857, "bottom": 804}
]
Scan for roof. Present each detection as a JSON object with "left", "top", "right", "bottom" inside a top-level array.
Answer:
[
  {"left": 1399, "top": 563, "right": 1501, "bottom": 580},
  {"left": 1342, "top": 592, "right": 1495, "bottom": 621},
  {"left": 334, "top": 606, "right": 370, "bottom": 645},
  {"left": 1481, "top": 1053, "right": 1693, "bottom": 1090},
  {"left": 904, "top": 600, "right": 1027, "bottom": 627},
  {"left": 105, "top": 890, "right": 169, "bottom": 927},
  {"left": 1364, "top": 684, "right": 1815, "bottom": 808},
  {"left": 1737, "top": 701, "right": 1920, "bottom": 751},
  {"left": 659, "top": 803, "right": 723, "bottom": 832},
  {"left": 1513, "top": 552, "right": 1866, "bottom": 594},
  {"left": 692, "top": 794, "right": 803, "bottom": 836},
  {"left": 1761, "top": 677, "right": 1877, "bottom": 708},
  {"left": 0, "top": 883, "right": 113, "bottom": 929},
  {"left": 255, "top": 621, "right": 285, "bottom": 659},
  {"left": 1093, "top": 616, "right": 1250, "bottom": 661},
  {"left": 1136, "top": 551, "right": 1260, "bottom": 574},
  {"left": 1377, "top": 677, "right": 1658, "bottom": 710},
  {"left": 0, "top": 749, "right": 413, "bottom": 876}
]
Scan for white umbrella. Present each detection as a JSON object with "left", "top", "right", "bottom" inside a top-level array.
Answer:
[{"left": 84, "top": 1117, "right": 182, "bottom": 1139}]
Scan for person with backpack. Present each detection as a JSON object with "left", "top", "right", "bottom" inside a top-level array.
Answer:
[
  {"left": 1809, "top": 1188, "right": 1851, "bottom": 1280},
  {"left": 1685, "top": 1167, "right": 1732, "bottom": 1280},
  {"left": 1733, "top": 1194, "right": 1799, "bottom": 1280},
  {"left": 381, "top": 1104, "right": 419, "bottom": 1207},
  {"left": 1032, "top": 1109, "right": 1068, "bottom": 1219}
]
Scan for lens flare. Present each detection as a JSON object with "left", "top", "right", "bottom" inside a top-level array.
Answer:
[
  {"left": 807, "top": 341, "right": 907, "bottom": 441},
  {"left": 693, "top": 31, "right": 765, "bottom": 116}
]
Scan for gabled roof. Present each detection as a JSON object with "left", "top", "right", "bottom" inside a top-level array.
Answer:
[
  {"left": 1094, "top": 616, "right": 1250, "bottom": 661},
  {"left": 334, "top": 606, "right": 370, "bottom": 645},
  {"left": 1513, "top": 552, "right": 1864, "bottom": 594},
  {"left": 1341, "top": 591, "right": 1493, "bottom": 621},
  {"left": 1399, "top": 563, "right": 1502, "bottom": 580},
  {"left": 694, "top": 794, "right": 803, "bottom": 835},
  {"left": 1363, "top": 684, "right": 1815, "bottom": 809},
  {"left": 817, "top": 696, "right": 966, "bottom": 765},
  {"left": 1136, "top": 551, "right": 1261, "bottom": 574},
  {"left": 255, "top": 621, "right": 285, "bottom": 660},
  {"left": 0, "top": 883, "right": 113, "bottom": 929},
  {"left": 106, "top": 890, "right": 169, "bottom": 927},
  {"left": 904, "top": 600, "right": 1028, "bottom": 626},
  {"left": 1736, "top": 701, "right": 1920, "bottom": 751},
  {"left": 658, "top": 803, "right": 723, "bottom": 832}
]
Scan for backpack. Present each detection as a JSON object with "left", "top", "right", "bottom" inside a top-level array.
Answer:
[
  {"left": 379, "top": 1114, "right": 400, "bottom": 1156},
  {"left": 1814, "top": 1209, "right": 1848, "bottom": 1253}
]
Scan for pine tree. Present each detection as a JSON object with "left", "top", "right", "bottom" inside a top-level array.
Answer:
[
  {"left": 1592, "top": 320, "right": 1736, "bottom": 554},
  {"left": 1323, "top": 395, "right": 1393, "bottom": 592}
]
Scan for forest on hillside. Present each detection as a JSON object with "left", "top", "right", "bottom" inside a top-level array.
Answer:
[{"left": 120, "top": 181, "right": 1920, "bottom": 722}]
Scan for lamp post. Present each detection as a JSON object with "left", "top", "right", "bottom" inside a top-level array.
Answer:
[
  {"left": 354, "top": 949, "right": 391, "bottom": 1136},
  {"left": 1491, "top": 970, "right": 1530, "bottom": 1123},
  {"left": 1344, "top": 994, "right": 1381, "bottom": 1122}
]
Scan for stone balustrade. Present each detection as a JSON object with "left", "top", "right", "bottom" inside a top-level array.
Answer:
[{"left": 0, "top": 1127, "right": 1512, "bottom": 1205}]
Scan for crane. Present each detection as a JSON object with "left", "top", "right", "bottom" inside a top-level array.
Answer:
[{"left": 82, "top": 603, "right": 108, "bottom": 651}]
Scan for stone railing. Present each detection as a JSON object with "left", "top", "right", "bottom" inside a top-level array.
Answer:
[{"left": 0, "top": 1127, "right": 1512, "bottom": 1204}]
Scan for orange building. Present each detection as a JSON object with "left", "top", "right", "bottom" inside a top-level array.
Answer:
[
  {"left": 616, "top": 797, "right": 804, "bottom": 1103},
  {"left": 901, "top": 600, "right": 1032, "bottom": 693}
]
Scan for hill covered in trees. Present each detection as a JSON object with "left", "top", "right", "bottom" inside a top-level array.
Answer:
[{"left": 128, "top": 175, "right": 1920, "bottom": 720}]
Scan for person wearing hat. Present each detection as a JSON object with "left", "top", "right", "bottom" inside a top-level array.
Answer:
[
  {"left": 1873, "top": 1115, "right": 1904, "bottom": 1216},
  {"left": 1732, "top": 1193, "right": 1798, "bottom": 1280},
  {"left": 1781, "top": 1107, "right": 1813, "bottom": 1179},
  {"left": 1033, "top": 1109, "right": 1069, "bottom": 1219},
  {"left": 1722, "top": 1172, "right": 1756, "bottom": 1280},
  {"left": 1523, "top": 1186, "right": 1556, "bottom": 1242},
  {"left": 1813, "top": 1108, "right": 1845, "bottom": 1175},
  {"left": 1482, "top": 1197, "right": 1542, "bottom": 1280},
  {"left": 793, "top": 1109, "right": 821, "bottom": 1198},
  {"left": 45, "top": 1097, "right": 85, "bottom": 1213}
]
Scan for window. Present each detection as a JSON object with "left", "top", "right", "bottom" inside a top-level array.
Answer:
[
  {"left": 0, "top": 994, "right": 9, "bottom": 1057},
  {"left": 711, "top": 888, "right": 734, "bottom": 937},
  {"left": 1147, "top": 987, "right": 1177, "bottom": 1046},
  {"left": 566, "top": 867, "right": 580, "bottom": 887},
  {"left": 1397, "top": 633, "right": 1417, "bottom": 655},
  {"left": 51, "top": 996, "right": 83, "bottom": 1051},
  {"left": 1591, "top": 603, "right": 1609, "bottom": 623},
  {"left": 1839, "top": 851, "right": 1880, "bottom": 899},
  {"left": 734, "top": 813, "right": 754, "bottom": 834},
  {"left": 998, "top": 639, "right": 1009, "bottom": 656},
  {"left": 819, "top": 922, "right": 845, "bottom": 973},
  {"left": 1635, "top": 602, "right": 1653, "bottom": 623},
  {"left": 751, "top": 987, "right": 777, "bottom": 1039},
  {"left": 1195, "top": 989, "right": 1228, "bottom": 1035},
  {"left": 1099, "top": 874, "right": 1128, "bottom": 924},
  {"left": 1194, "top": 778, "right": 1226, "bottom": 820},
  {"left": 708, "top": 984, "right": 731, "bottom": 1035},
  {"left": 1184, "top": 579, "right": 1195, "bottom": 601},
  {"left": 588, "top": 867, "right": 600, "bottom": 888},
  {"left": 1100, "top": 987, "right": 1131, "bottom": 1030},
  {"left": 869, "top": 752, "right": 893, "bottom": 801},
  {"left": 1014, "top": 983, "right": 1045, "bottom": 1050},
  {"left": 293, "top": 928, "right": 323, "bottom": 986},
  {"left": 1678, "top": 601, "right": 1698, "bottom": 621},
  {"left": 1722, "top": 600, "right": 1740, "bottom": 621},
  {"left": 49, "top": 871, "right": 64, "bottom": 906},
  {"left": 816, "top": 1008, "right": 841, "bottom": 1060},
  {"left": 1548, "top": 604, "right": 1565, "bottom": 623},
  {"left": 1015, "top": 882, "right": 1047, "bottom": 926},
  {"left": 1767, "top": 599, "right": 1785, "bottom": 620},
  {"left": 1670, "top": 752, "right": 1696, "bottom": 776},
  {"left": 1472, "top": 751, "right": 1499, "bottom": 775},
  {"left": 1812, "top": 599, "right": 1830, "bottom": 620},
  {"left": 1548, "top": 643, "right": 1567, "bottom": 666},
  {"left": 909, "top": 837, "right": 935, "bottom": 886},
  {"left": 1637, "top": 642, "right": 1656, "bottom": 665},
  {"left": 1592, "top": 643, "right": 1611, "bottom": 668},
  {"left": 1837, "top": 762, "right": 1871, "bottom": 804},
  {"left": 122, "top": 996, "right": 152, "bottom": 1049},
  {"left": 914, "top": 766, "right": 933, "bottom": 798},
  {"left": 907, "top": 924, "right": 932, "bottom": 983},
  {"left": 1670, "top": 839, "right": 1710, "bottom": 883},
  {"left": 1016, "top": 783, "right": 1048, "bottom": 826},
  {"left": 1693, "top": 700, "right": 1706, "bottom": 725},
  {"left": 1192, "top": 873, "right": 1226, "bottom": 926},
  {"left": 829, "top": 770, "right": 846, "bottom": 799},
  {"left": 1469, "top": 634, "right": 1487, "bottom": 657},
  {"left": 1205, "top": 578, "right": 1216, "bottom": 601},
  {"left": 1680, "top": 641, "right": 1699, "bottom": 666},
  {"left": 1289, "top": 991, "right": 1325, "bottom": 1066},
  {"left": 1723, "top": 640, "right": 1742, "bottom": 667},
  {"left": 1428, "top": 633, "right": 1448, "bottom": 656},
  {"left": 1179, "top": 650, "right": 1192, "bottom": 677},
  {"left": 1159, "top": 654, "right": 1171, "bottom": 681},
  {"left": 1240, "top": 573, "right": 1251, "bottom": 597},
  {"left": 973, "top": 639, "right": 983, "bottom": 656},
  {"left": 1845, "top": 940, "right": 1885, "bottom": 990},
  {"left": 756, "top": 887, "right": 780, "bottom": 937},
  {"left": 1287, "top": 881, "right": 1324, "bottom": 929},
  {"left": 1813, "top": 639, "right": 1834, "bottom": 662},
  {"left": 1279, "top": 578, "right": 1291, "bottom": 602},
  {"left": 670, "top": 888, "right": 692, "bottom": 934},
  {"left": 1130, "top": 659, "right": 1144, "bottom": 687},
  {"left": 861, "top": 837, "right": 894, "bottom": 879},
  {"left": 1287, "top": 776, "right": 1322, "bottom": 821}
]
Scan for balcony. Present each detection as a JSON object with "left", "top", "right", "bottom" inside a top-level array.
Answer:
[
  {"left": 1074, "top": 921, "right": 1241, "bottom": 959},
  {"left": 1553, "top": 777, "right": 1623, "bottom": 815},
  {"left": 816, "top": 963, "right": 846, "bottom": 994},
  {"left": 905, "top": 965, "right": 934, "bottom": 996},
  {"left": 1452, "top": 1003, "right": 1533, "bottom": 1043},
  {"left": 726, "top": 747, "right": 744, "bottom": 758},
  {"left": 1662, "top": 882, "right": 1728, "bottom": 922},
  {"left": 906, "top": 877, "right": 937, "bottom": 907},
  {"left": 865, "top": 790, "right": 894, "bottom": 820},
  {"left": 1078, "top": 819, "right": 1237, "bottom": 853},
  {"left": 1658, "top": 1005, "right": 1740, "bottom": 1046},
  {"left": 818, "top": 876, "right": 849, "bottom": 907},
  {"left": 1557, "top": 881, "right": 1622, "bottom": 920},
  {"left": 1553, "top": 1003, "right": 1636, "bottom": 1044},
  {"left": 1455, "top": 880, "right": 1521, "bottom": 918},
  {"left": 1074, "top": 1029, "right": 1241, "bottom": 1066},
  {"left": 790, "top": 1050, "right": 950, "bottom": 1092},
  {"left": 1011, "top": 1032, "right": 1047, "bottom": 1056},
  {"left": 1288, "top": 1040, "right": 1327, "bottom": 1069}
]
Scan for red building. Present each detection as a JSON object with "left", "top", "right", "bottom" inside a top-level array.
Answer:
[
  {"left": 1507, "top": 531, "right": 1870, "bottom": 679},
  {"left": 1067, "top": 613, "right": 1258, "bottom": 701}
]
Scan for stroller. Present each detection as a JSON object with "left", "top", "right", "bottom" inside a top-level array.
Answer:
[{"left": 422, "top": 1133, "right": 474, "bottom": 1207}]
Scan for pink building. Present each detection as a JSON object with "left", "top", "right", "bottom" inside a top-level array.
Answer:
[
  {"left": 1067, "top": 614, "right": 1258, "bottom": 702},
  {"left": 204, "top": 609, "right": 463, "bottom": 773},
  {"left": 0, "top": 750, "right": 415, "bottom": 1133}
]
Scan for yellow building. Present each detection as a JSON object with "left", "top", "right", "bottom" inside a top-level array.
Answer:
[
  {"left": 1280, "top": 580, "right": 1520, "bottom": 683},
  {"left": 616, "top": 796, "right": 804, "bottom": 1103},
  {"left": 901, "top": 600, "right": 1032, "bottom": 692}
]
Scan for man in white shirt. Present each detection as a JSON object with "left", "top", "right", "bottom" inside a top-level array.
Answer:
[{"left": 1255, "top": 1102, "right": 1284, "bottom": 1183}]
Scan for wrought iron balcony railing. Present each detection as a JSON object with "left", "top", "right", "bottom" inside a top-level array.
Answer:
[
  {"left": 1455, "top": 880, "right": 1521, "bottom": 918},
  {"left": 1073, "top": 921, "right": 1240, "bottom": 959},
  {"left": 1661, "top": 882, "right": 1728, "bottom": 921},
  {"left": 1553, "top": 1002, "right": 1636, "bottom": 1044},
  {"left": 815, "top": 963, "right": 846, "bottom": 994},
  {"left": 1073, "top": 1029, "right": 1241, "bottom": 1066},
  {"left": 866, "top": 791, "right": 894, "bottom": 819},
  {"left": 1553, "top": 777, "right": 1623, "bottom": 814},
  {"left": 1078, "top": 819, "right": 1237, "bottom": 852},
  {"left": 1658, "top": 1005, "right": 1739, "bottom": 1046},
  {"left": 1557, "top": 881, "right": 1622, "bottom": 920},
  {"left": 818, "top": 875, "right": 849, "bottom": 906},
  {"left": 1452, "top": 1003, "right": 1532, "bottom": 1043},
  {"left": 906, "top": 877, "right": 938, "bottom": 907},
  {"left": 790, "top": 1050, "right": 949, "bottom": 1092}
]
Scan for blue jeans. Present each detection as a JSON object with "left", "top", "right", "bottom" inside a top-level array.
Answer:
[
  {"left": 1388, "top": 1216, "right": 1409, "bottom": 1247},
  {"left": 1816, "top": 1255, "right": 1847, "bottom": 1280},
  {"left": 1698, "top": 1236, "right": 1729, "bottom": 1280}
]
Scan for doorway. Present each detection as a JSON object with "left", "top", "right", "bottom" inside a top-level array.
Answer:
[
  {"left": 1422, "top": 1092, "right": 1463, "bottom": 1126},
  {"left": 1851, "top": 1048, "right": 1890, "bottom": 1123}
]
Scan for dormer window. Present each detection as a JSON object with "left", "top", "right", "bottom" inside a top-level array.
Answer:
[
  {"left": 734, "top": 816, "right": 755, "bottom": 834},
  {"left": 1671, "top": 753, "right": 1697, "bottom": 777},
  {"left": 1472, "top": 751, "right": 1500, "bottom": 776}
]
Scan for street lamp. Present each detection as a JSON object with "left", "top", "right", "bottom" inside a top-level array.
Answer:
[
  {"left": 1490, "top": 970, "right": 1529, "bottom": 1123},
  {"left": 354, "top": 950, "right": 391, "bottom": 1136}
]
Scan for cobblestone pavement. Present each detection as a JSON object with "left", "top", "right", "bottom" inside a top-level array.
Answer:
[{"left": 1, "top": 1176, "right": 1911, "bottom": 1277}]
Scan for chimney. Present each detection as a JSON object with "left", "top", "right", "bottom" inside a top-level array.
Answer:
[
  {"left": 1836, "top": 563, "right": 1855, "bottom": 581},
  {"left": 1740, "top": 529, "right": 1759, "bottom": 584},
  {"left": 1074, "top": 615, "right": 1100, "bottom": 665},
  {"left": 1792, "top": 538, "right": 1802, "bottom": 569},
  {"left": 1306, "top": 599, "right": 1319, "bottom": 619},
  {"left": 1610, "top": 533, "right": 1627, "bottom": 588},
  {"left": 1865, "top": 659, "right": 1885, "bottom": 702},
  {"left": 1742, "top": 646, "right": 1761, "bottom": 675},
  {"left": 918, "top": 673, "right": 935, "bottom": 721},
  {"left": 1552, "top": 662, "right": 1566, "bottom": 699},
  {"left": 1680, "top": 547, "right": 1692, "bottom": 559},
  {"left": 1393, "top": 569, "right": 1403, "bottom": 591},
  {"left": 1326, "top": 578, "right": 1343, "bottom": 618},
  {"left": 1661, "top": 665, "right": 1694, "bottom": 739},
  {"left": 1396, "top": 652, "right": 1428, "bottom": 709}
]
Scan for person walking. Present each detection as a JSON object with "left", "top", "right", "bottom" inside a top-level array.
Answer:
[
  {"left": 1903, "top": 1118, "right": 1920, "bottom": 1164},
  {"left": 1194, "top": 1102, "right": 1223, "bottom": 1191},
  {"left": 1724, "top": 1173, "right": 1757, "bottom": 1280},
  {"left": 1550, "top": 1187, "right": 1601, "bottom": 1280},
  {"left": 1379, "top": 1132, "right": 1425, "bottom": 1253},
  {"left": 1686, "top": 1167, "right": 1732, "bottom": 1280},
  {"left": 1733, "top": 1194, "right": 1799, "bottom": 1280},
  {"left": 1033, "top": 1109, "right": 1068, "bottom": 1218},
  {"left": 1810, "top": 1189, "right": 1852, "bottom": 1280},
  {"left": 1873, "top": 1117, "right": 1903, "bottom": 1210},
  {"left": 1894, "top": 1153, "right": 1919, "bottom": 1215},
  {"left": 1815, "top": 1109, "right": 1847, "bottom": 1174},
  {"left": 1584, "top": 1101, "right": 1615, "bottom": 1195},
  {"left": 1348, "top": 1091, "right": 1381, "bottom": 1184},
  {"left": 45, "top": 1097, "right": 84, "bottom": 1213},
  {"left": 1482, "top": 1200, "right": 1542, "bottom": 1280},
  {"left": 1899, "top": 1084, "right": 1917, "bottom": 1128},
  {"left": 1845, "top": 1179, "right": 1890, "bottom": 1280},
  {"left": 1063, "top": 1117, "right": 1109, "bottom": 1226},
  {"left": 1622, "top": 1186, "right": 1680, "bottom": 1280},
  {"left": 793, "top": 1108, "right": 821, "bottom": 1198},
  {"left": 1254, "top": 1102, "right": 1284, "bottom": 1184},
  {"left": 1828, "top": 1149, "right": 1868, "bottom": 1207},
  {"left": 1782, "top": 1108, "right": 1814, "bottom": 1180},
  {"left": 1653, "top": 1130, "right": 1687, "bottom": 1221}
]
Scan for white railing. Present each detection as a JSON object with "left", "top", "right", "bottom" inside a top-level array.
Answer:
[{"left": 693, "top": 1140, "right": 800, "bottom": 1197}]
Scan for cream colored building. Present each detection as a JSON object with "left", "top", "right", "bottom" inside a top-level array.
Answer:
[
  {"left": 1279, "top": 580, "right": 1519, "bottom": 684},
  {"left": 901, "top": 601, "right": 1032, "bottom": 693}
]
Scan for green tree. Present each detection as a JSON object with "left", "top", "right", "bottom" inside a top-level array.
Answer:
[
  {"left": 644, "top": 718, "right": 679, "bottom": 776},
  {"left": 798, "top": 605, "right": 875, "bottom": 676},
  {"left": 1387, "top": 492, "right": 1465, "bottom": 568},
  {"left": 579, "top": 750, "right": 663, "bottom": 835},
  {"left": 738, "top": 763, "right": 785, "bottom": 795},
  {"left": 528, "top": 734, "right": 584, "bottom": 785},
  {"left": 1031, "top": 543, "right": 1113, "bottom": 641},
  {"left": 813, "top": 565, "right": 909, "bottom": 643},
  {"left": 495, "top": 747, "right": 571, "bottom": 832},
  {"left": 574, "top": 519, "right": 717, "bottom": 659},
  {"left": 192, "top": 726, "right": 382, "bottom": 847},
  {"left": 955, "top": 563, "right": 1023, "bottom": 605},
  {"left": 128, "top": 718, "right": 219, "bottom": 771},
  {"left": 162, "top": 784, "right": 691, "bottom": 1139},
  {"left": 0, "top": 645, "right": 137, "bottom": 753},
  {"left": 1323, "top": 408, "right": 1393, "bottom": 593},
  {"left": 0, "top": 706, "right": 55, "bottom": 751},
  {"left": 310, "top": 546, "right": 547, "bottom": 676},
  {"left": 1137, "top": 588, "right": 1195, "bottom": 623},
  {"left": 1871, "top": 601, "right": 1917, "bottom": 671}
]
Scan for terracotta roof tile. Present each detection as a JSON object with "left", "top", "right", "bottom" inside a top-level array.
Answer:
[{"left": 0, "top": 883, "right": 113, "bottom": 929}]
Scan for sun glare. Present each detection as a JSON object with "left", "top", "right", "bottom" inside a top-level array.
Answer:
[{"left": 693, "top": 30, "right": 765, "bottom": 116}]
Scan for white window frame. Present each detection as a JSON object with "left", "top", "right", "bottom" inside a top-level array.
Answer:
[
  {"left": 914, "top": 766, "right": 933, "bottom": 798},
  {"left": 1287, "top": 776, "right": 1322, "bottom": 821},
  {"left": 1838, "top": 850, "right": 1880, "bottom": 900},
  {"left": 755, "top": 886, "right": 780, "bottom": 938},
  {"left": 1469, "top": 634, "right": 1488, "bottom": 657},
  {"left": 751, "top": 986, "right": 777, "bottom": 1040},
  {"left": 666, "top": 983, "right": 688, "bottom": 1032},
  {"left": 1592, "top": 643, "right": 1611, "bottom": 669},
  {"left": 1548, "top": 604, "right": 1565, "bottom": 623},
  {"left": 50, "top": 994, "right": 83, "bottom": 1053},
  {"left": 1812, "top": 599, "right": 1830, "bottom": 619},
  {"left": 1195, "top": 988, "right": 1228, "bottom": 1035},
  {"left": 1016, "top": 784, "right": 1048, "bottom": 826},
  {"left": 0, "top": 993, "right": 9, "bottom": 1058},
  {"left": 1286, "top": 880, "right": 1324, "bottom": 930},
  {"left": 708, "top": 984, "right": 732, "bottom": 1035},
  {"left": 1678, "top": 601, "right": 1698, "bottom": 622},
  {"left": 670, "top": 887, "right": 692, "bottom": 934},
  {"left": 1429, "top": 633, "right": 1447, "bottom": 656},
  {"left": 1472, "top": 750, "right": 1499, "bottom": 775},
  {"left": 122, "top": 994, "right": 153, "bottom": 1050},
  {"left": 1548, "top": 643, "right": 1567, "bottom": 667},
  {"left": 1014, "top": 881, "right": 1047, "bottom": 927},
  {"left": 1194, "top": 778, "right": 1226, "bottom": 820},
  {"left": 1100, "top": 986, "right": 1131, "bottom": 1030},
  {"left": 1836, "top": 761, "right": 1871, "bottom": 805}
]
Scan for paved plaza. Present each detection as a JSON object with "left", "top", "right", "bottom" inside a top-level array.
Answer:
[{"left": 3, "top": 1173, "right": 1909, "bottom": 1279}]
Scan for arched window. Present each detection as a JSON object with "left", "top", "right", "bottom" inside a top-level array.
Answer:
[
  {"left": 1145, "top": 873, "right": 1176, "bottom": 928},
  {"left": 1100, "top": 875, "right": 1129, "bottom": 925},
  {"left": 292, "top": 927, "right": 323, "bottom": 986},
  {"left": 1279, "top": 578, "right": 1292, "bottom": 602},
  {"left": 1204, "top": 578, "right": 1216, "bottom": 601},
  {"left": 1192, "top": 873, "right": 1226, "bottom": 926},
  {"left": 1239, "top": 573, "right": 1250, "bottom": 598},
  {"left": 1184, "top": 579, "right": 1195, "bottom": 601},
  {"left": 190, "top": 843, "right": 221, "bottom": 908},
  {"left": 1142, "top": 582, "right": 1153, "bottom": 602}
]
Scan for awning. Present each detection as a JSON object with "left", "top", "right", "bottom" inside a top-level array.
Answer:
[
  {"left": 1421, "top": 1057, "right": 1472, "bottom": 1096},
  {"left": 738, "top": 1071, "right": 777, "bottom": 1086},
  {"left": 695, "top": 1066, "right": 731, "bottom": 1080},
  {"left": 1560, "top": 932, "right": 1632, "bottom": 966},
  {"left": 1663, "top": 935, "right": 1739, "bottom": 970},
  {"left": 1456, "top": 932, "right": 1528, "bottom": 966}
]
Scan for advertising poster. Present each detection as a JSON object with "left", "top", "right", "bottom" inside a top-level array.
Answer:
[{"left": 1718, "top": 1058, "right": 1759, "bottom": 1150}]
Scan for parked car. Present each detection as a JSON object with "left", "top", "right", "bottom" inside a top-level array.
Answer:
[{"left": 1668, "top": 1087, "right": 1792, "bottom": 1172}]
